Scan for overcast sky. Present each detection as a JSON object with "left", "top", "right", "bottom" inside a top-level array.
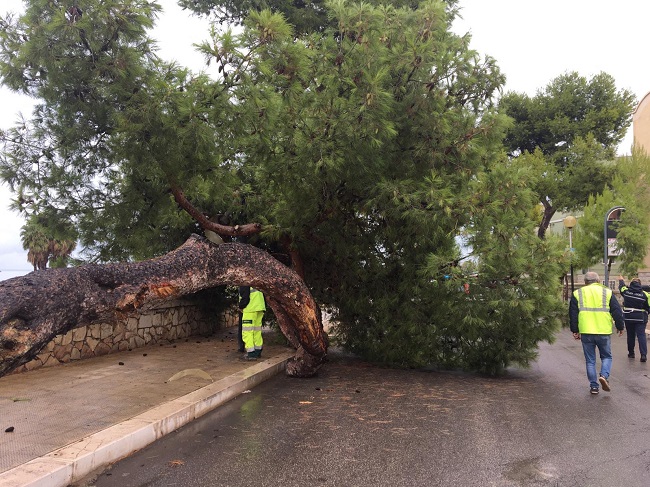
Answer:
[{"left": 1, "top": 0, "right": 648, "bottom": 279}]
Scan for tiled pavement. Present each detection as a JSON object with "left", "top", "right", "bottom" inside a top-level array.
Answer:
[{"left": 0, "top": 328, "right": 294, "bottom": 487}]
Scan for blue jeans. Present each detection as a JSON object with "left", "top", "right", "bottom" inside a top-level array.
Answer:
[{"left": 581, "top": 334, "right": 612, "bottom": 389}]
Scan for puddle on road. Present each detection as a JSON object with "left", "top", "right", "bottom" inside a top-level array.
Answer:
[{"left": 504, "top": 457, "right": 557, "bottom": 484}]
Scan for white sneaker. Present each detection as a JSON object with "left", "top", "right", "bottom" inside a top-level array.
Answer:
[{"left": 598, "top": 375, "right": 610, "bottom": 392}]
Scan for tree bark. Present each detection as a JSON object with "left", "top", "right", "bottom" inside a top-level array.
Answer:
[
  {"left": 0, "top": 235, "right": 328, "bottom": 378},
  {"left": 537, "top": 199, "right": 554, "bottom": 239}
]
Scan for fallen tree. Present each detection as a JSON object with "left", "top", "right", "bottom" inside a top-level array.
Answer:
[{"left": 0, "top": 235, "right": 328, "bottom": 378}]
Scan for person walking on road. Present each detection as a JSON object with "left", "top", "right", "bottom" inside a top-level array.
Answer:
[
  {"left": 569, "top": 271, "right": 625, "bottom": 395},
  {"left": 238, "top": 286, "right": 266, "bottom": 360},
  {"left": 618, "top": 276, "right": 650, "bottom": 362}
]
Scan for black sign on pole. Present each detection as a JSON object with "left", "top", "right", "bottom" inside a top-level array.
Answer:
[{"left": 606, "top": 208, "right": 623, "bottom": 257}]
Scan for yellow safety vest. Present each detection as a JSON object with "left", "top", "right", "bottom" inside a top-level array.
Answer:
[
  {"left": 574, "top": 284, "right": 614, "bottom": 334},
  {"left": 243, "top": 288, "right": 266, "bottom": 313}
]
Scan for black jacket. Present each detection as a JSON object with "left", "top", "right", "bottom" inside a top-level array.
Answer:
[
  {"left": 619, "top": 279, "right": 650, "bottom": 324},
  {"left": 238, "top": 286, "right": 250, "bottom": 310}
]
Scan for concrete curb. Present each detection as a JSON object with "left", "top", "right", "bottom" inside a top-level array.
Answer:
[{"left": 0, "top": 352, "right": 294, "bottom": 487}]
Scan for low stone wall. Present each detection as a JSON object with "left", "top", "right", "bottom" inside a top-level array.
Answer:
[{"left": 12, "top": 300, "right": 239, "bottom": 373}]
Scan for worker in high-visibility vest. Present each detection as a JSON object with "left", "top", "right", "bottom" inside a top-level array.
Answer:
[
  {"left": 569, "top": 271, "right": 624, "bottom": 395},
  {"left": 238, "top": 286, "right": 266, "bottom": 360}
]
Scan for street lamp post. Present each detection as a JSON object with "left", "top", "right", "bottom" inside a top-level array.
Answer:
[
  {"left": 603, "top": 206, "right": 625, "bottom": 288},
  {"left": 563, "top": 215, "right": 577, "bottom": 295}
]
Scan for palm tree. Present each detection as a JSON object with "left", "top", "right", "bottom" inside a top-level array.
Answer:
[
  {"left": 20, "top": 217, "right": 77, "bottom": 270},
  {"left": 48, "top": 238, "right": 76, "bottom": 268},
  {"left": 20, "top": 219, "right": 49, "bottom": 271}
]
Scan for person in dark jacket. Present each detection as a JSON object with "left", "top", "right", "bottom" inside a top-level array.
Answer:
[
  {"left": 570, "top": 272, "right": 625, "bottom": 394},
  {"left": 618, "top": 276, "right": 650, "bottom": 362}
]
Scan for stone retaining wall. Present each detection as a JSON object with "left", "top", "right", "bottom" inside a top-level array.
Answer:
[{"left": 12, "top": 300, "right": 239, "bottom": 373}]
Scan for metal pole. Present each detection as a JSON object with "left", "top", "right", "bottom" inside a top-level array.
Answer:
[
  {"left": 569, "top": 228, "right": 574, "bottom": 293},
  {"left": 603, "top": 211, "right": 607, "bottom": 286},
  {"left": 563, "top": 215, "right": 577, "bottom": 299}
]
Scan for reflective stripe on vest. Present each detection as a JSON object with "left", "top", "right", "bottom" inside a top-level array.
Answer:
[{"left": 574, "top": 285, "right": 614, "bottom": 334}]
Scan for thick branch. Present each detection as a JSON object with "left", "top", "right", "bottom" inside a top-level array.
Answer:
[
  {"left": 169, "top": 184, "right": 262, "bottom": 237},
  {"left": 0, "top": 236, "right": 327, "bottom": 378}
]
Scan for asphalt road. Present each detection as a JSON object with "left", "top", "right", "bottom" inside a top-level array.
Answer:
[{"left": 79, "top": 330, "right": 650, "bottom": 487}]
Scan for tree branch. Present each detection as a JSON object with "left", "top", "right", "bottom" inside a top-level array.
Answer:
[{"left": 169, "top": 184, "right": 262, "bottom": 237}]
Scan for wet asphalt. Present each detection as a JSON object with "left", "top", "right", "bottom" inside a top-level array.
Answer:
[{"left": 81, "top": 330, "right": 650, "bottom": 487}]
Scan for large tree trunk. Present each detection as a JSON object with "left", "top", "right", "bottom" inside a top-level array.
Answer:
[{"left": 0, "top": 235, "right": 328, "bottom": 378}]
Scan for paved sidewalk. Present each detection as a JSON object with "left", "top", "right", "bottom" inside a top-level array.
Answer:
[{"left": 0, "top": 328, "right": 294, "bottom": 487}]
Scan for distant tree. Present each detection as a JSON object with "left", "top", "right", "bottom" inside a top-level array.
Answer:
[
  {"left": 500, "top": 72, "right": 636, "bottom": 238},
  {"left": 573, "top": 149, "right": 650, "bottom": 276},
  {"left": 19, "top": 214, "right": 77, "bottom": 270},
  {"left": 48, "top": 237, "right": 77, "bottom": 268},
  {"left": 20, "top": 218, "right": 49, "bottom": 271}
]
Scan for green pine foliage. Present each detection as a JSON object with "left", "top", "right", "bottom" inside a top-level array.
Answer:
[
  {"left": 177, "top": 0, "right": 434, "bottom": 35},
  {"left": 1, "top": 0, "right": 569, "bottom": 374},
  {"left": 573, "top": 149, "right": 650, "bottom": 277}
]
